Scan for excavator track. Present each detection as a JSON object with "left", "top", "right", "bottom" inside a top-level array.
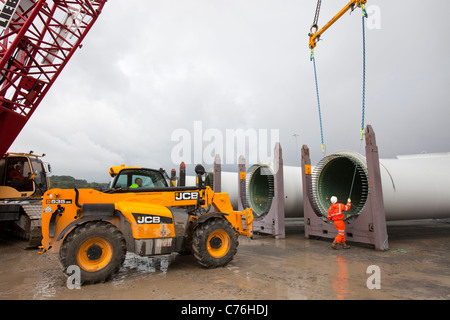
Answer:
[
  {"left": 0, "top": 201, "right": 42, "bottom": 249},
  {"left": 19, "top": 203, "right": 43, "bottom": 248}
]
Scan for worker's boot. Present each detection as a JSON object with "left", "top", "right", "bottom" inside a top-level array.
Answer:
[
  {"left": 331, "top": 240, "right": 339, "bottom": 250},
  {"left": 342, "top": 242, "right": 351, "bottom": 249}
]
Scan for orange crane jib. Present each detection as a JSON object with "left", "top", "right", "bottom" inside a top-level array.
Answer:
[{"left": 309, "top": 0, "right": 367, "bottom": 50}]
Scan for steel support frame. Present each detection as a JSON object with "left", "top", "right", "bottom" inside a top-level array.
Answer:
[
  {"left": 302, "top": 125, "right": 388, "bottom": 250},
  {"left": 237, "top": 143, "right": 286, "bottom": 239}
]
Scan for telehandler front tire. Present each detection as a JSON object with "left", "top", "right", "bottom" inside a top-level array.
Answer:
[
  {"left": 59, "top": 222, "right": 126, "bottom": 285},
  {"left": 192, "top": 218, "right": 238, "bottom": 268}
]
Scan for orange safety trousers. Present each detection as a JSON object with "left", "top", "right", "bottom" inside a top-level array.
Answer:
[{"left": 333, "top": 220, "right": 346, "bottom": 243}]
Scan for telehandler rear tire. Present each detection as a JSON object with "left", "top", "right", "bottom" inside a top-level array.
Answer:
[
  {"left": 192, "top": 218, "right": 238, "bottom": 268},
  {"left": 59, "top": 222, "right": 126, "bottom": 285}
]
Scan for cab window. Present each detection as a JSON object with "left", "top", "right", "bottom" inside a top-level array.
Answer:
[
  {"left": 4, "top": 157, "right": 33, "bottom": 191},
  {"left": 112, "top": 169, "right": 168, "bottom": 189},
  {"left": 30, "top": 158, "right": 48, "bottom": 191}
]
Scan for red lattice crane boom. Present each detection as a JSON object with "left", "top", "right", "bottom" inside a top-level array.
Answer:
[{"left": 0, "top": 0, "right": 107, "bottom": 156}]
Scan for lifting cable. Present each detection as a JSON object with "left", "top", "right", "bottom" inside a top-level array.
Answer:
[
  {"left": 348, "top": 6, "right": 368, "bottom": 200},
  {"left": 311, "top": 52, "right": 325, "bottom": 154},
  {"left": 309, "top": 1, "right": 369, "bottom": 199},
  {"left": 310, "top": 0, "right": 325, "bottom": 154}
]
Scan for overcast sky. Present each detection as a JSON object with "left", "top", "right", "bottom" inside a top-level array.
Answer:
[{"left": 9, "top": 0, "right": 450, "bottom": 182}]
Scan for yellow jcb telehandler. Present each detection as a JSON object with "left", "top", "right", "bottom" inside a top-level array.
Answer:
[{"left": 39, "top": 164, "right": 253, "bottom": 284}]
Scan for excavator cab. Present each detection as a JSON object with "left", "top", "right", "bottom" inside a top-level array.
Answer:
[
  {"left": 0, "top": 152, "right": 50, "bottom": 199},
  {"left": 0, "top": 152, "right": 51, "bottom": 248}
]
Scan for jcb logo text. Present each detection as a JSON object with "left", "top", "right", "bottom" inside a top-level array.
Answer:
[
  {"left": 175, "top": 192, "right": 199, "bottom": 201},
  {"left": 137, "top": 215, "right": 160, "bottom": 224}
]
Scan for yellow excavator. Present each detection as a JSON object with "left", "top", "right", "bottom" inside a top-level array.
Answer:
[
  {"left": 39, "top": 164, "right": 253, "bottom": 284},
  {"left": 0, "top": 152, "right": 51, "bottom": 247}
]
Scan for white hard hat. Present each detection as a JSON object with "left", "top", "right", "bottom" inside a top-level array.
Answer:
[{"left": 330, "top": 196, "right": 337, "bottom": 204}]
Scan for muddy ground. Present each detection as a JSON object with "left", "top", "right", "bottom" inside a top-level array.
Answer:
[{"left": 0, "top": 219, "right": 449, "bottom": 300}]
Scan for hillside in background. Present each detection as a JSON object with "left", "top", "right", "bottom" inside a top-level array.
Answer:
[{"left": 50, "top": 175, "right": 108, "bottom": 190}]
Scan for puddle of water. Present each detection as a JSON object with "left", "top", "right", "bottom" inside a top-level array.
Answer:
[{"left": 112, "top": 252, "right": 178, "bottom": 283}]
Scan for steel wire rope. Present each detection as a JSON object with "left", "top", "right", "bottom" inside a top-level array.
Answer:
[{"left": 348, "top": 8, "right": 368, "bottom": 201}]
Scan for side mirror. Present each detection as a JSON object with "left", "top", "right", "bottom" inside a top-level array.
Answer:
[
  {"left": 194, "top": 164, "right": 205, "bottom": 176},
  {"left": 195, "top": 164, "right": 205, "bottom": 189}
]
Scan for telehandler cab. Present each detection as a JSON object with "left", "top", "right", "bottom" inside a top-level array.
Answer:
[{"left": 39, "top": 164, "right": 253, "bottom": 284}]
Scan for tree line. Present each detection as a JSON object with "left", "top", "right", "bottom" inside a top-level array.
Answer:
[{"left": 49, "top": 175, "right": 108, "bottom": 189}]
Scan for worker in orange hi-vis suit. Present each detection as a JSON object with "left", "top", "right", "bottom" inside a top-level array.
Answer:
[{"left": 327, "top": 196, "right": 352, "bottom": 249}]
